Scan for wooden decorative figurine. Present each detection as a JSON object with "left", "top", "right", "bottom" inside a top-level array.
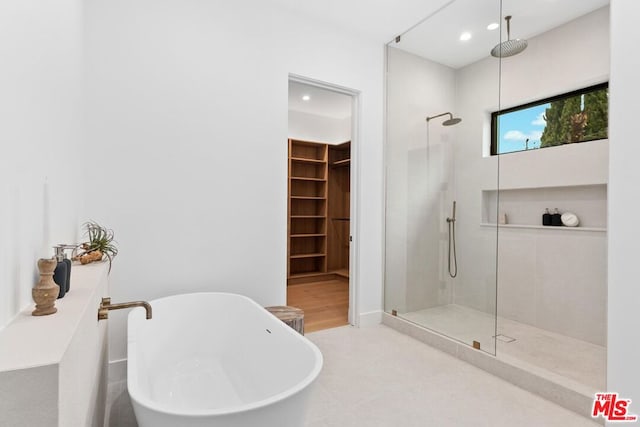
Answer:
[{"left": 32, "top": 258, "right": 60, "bottom": 316}]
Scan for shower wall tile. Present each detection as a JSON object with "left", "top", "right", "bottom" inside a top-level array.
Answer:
[
  {"left": 406, "top": 146, "right": 448, "bottom": 312},
  {"left": 453, "top": 229, "right": 499, "bottom": 315},
  {"left": 535, "top": 232, "right": 607, "bottom": 346},
  {"left": 497, "top": 228, "right": 606, "bottom": 346},
  {"left": 497, "top": 233, "right": 537, "bottom": 325},
  {"left": 385, "top": 47, "right": 457, "bottom": 314},
  {"left": 451, "top": 5, "right": 609, "bottom": 348}
]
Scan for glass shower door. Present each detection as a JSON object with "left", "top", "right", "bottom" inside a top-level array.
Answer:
[{"left": 384, "top": 0, "right": 501, "bottom": 355}]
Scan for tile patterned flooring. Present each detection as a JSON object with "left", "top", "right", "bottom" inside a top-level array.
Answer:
[
  {"left": 304, "top": 325, "right": 599, "bottom": 427},
  {"left": 106, "top": 324, "right": 600, "bottom": 426},
  {"left": 401, "top": 304, "right": 606, "bottom": 391}
]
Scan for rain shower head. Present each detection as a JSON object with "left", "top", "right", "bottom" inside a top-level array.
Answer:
[
  {"left": 426, "top": 112, "right": 462, "bottom": 126},
  {"left": 491, "top": 16, "right": 528, "bottom": 58}
]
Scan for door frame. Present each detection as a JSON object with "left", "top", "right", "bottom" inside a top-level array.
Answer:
[{"left": 288, "top": 73, "right": 361, "bottom": 326}]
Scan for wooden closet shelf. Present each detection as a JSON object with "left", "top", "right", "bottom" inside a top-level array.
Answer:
[
  {"left": 332, "top": 217, "right": 350, "bottom": 221},
  {"left": 291, "top": 234, "right": 326, "bottom": 238},
  {"left": 290, "top": 177, "right": 326, "bottom": 182},
  {"left": 290, "top": 253, "right": 327, "bottom": 259},
  {"left": 331, "top": 159, "right": 351, "bottom": 167},
  {"left": 290, "top": 196, "right": 326, "bottom": 200},
  {"left": 291, "top": 215, "right": 325, "bottom": 219},
  {"left": 290, "top": 157, "right": 326, "bottom": 164},
  {"left": 288, "top": 271, "right": 326, "bottom": 279}
]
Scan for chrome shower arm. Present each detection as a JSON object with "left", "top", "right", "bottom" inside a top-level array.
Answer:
[{"left": 426, "top": 112, "right": 453, "bottom": 122}]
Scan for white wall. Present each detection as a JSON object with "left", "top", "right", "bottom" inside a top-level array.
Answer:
[
  {"left": 84, "top": 0, "right": 385, "bottom": 362},
  {"left": 384, "top": 47, "right": 457, "bottom": 314},
  {"left": 496, "top": 140, "right": 609, "bottom": 191},
  {"left": 452, "top": 7, "right": 609, "bottom": 345},
  {"left": 608, "top": 0, "right": 640, "bottom": 411},
  {"left": 288, "top": 110, "right": 351, "bottom": 144},
  {"left": 498, "top": 8, "right": 610, "bottom": 110},
  {"left": 0, "top": 0, "right": 84, "bottom": 330}
]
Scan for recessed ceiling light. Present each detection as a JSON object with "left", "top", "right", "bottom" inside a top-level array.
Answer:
[
  {"left": 487, "top": 23, "right": 499, "bottom": 30},
  {"left": 459, "top": 32, "right": 472, "bottom": 41},
  {"left": 302, "top": 95, "right": 311, "bottom": 101}
]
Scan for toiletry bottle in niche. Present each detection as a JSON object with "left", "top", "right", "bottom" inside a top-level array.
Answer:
[
  {"left": 53, "top": 246, "right": 68, "bottom": 298},
  {"left": 551, "top": 208, "right": 563, "bottom": 226},
  {"left": 60, "top": 244, "right": 72, "bottom": 293},
  {"left": 542, "top": 208, "right": 552, "bottom": 226}
]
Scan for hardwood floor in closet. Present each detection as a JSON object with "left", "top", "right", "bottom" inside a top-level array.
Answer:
[{"left": 287, "top": 279, "right": 349, "bottom": 333}]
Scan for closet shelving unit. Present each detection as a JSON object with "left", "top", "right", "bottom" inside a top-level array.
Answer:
[
  {"left": 327, "top": 142, "right": 351, "bottom": 279},
  {"left": 288, "top": 139, "right": 329, "bottom": 281},
  {"left": 287, "top": 139, "right": 351, "bottom": 284}
]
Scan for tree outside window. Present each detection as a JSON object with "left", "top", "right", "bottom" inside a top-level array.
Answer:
[{"left": 492, "top": 83, "right": 608, "bottom": 155}]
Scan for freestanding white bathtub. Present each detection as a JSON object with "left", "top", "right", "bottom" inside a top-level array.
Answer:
[{"left": 127, "top": 292, "right": 323, "bottom": 427}]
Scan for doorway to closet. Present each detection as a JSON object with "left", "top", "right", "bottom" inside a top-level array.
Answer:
[{"left": 287, "top": 79, "right": 353, "bottom": 333}]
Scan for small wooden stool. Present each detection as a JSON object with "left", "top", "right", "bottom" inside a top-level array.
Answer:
[{"left": 265, "top": 306, "right": 304, "bottom": 335}]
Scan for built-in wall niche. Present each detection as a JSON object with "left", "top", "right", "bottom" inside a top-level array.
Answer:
[{"left": 482, "top": 184, "right": 607, "bottom": 230}]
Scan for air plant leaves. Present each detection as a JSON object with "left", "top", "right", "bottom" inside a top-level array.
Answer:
[{"left": 76, "top": 221, "right": 118, "bottom": 273}]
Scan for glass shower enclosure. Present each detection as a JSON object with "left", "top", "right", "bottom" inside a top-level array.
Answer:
[{"left": 384, "top": 0, "right": 502, "bottom": 355}]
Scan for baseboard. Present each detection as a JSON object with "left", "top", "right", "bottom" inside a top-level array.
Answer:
[
  {"left": 108, "top": 358, "right": 127, "bottom": 383},
  {"left": 358, "top": 310, "right": 382, "bottom": 327}
]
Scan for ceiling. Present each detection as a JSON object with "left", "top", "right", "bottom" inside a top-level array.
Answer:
[
  {"left": 268, "top": 0, "right": 453, "bottom": 44},
  {"left": 391, "top": 0, "right": 610, "bottom": 68},
  {"left": 282, "top": 0, "right": 609, "bottom": 114},
  {"left": 289, "top": 81, "right": 352, "bottom": 119},
  {"left": 269, "top": 0, "right": 608, "bottom": 69}
]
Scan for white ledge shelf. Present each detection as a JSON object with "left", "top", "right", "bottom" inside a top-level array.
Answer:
[
  {"left": 0, "top": 262, "right": 108, "bottom": 372},
  {"left": 0, "top": 261, "right": 110, "bottom": 427},
  {"left": 480, "top": 223, "right": 606, "bottom": 232}
]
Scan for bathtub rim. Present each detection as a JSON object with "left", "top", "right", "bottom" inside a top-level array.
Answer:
[{"left": 126, "top": 292, "right": 324, "bottom": 418}]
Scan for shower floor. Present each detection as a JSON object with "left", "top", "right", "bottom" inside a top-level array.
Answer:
[{"left": 401, "top": 304, "right": 605, "bottom": 391}]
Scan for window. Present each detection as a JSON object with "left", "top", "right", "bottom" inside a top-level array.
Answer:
[{"left": 491, "top": 83, "right": 608, "bottom": 155}]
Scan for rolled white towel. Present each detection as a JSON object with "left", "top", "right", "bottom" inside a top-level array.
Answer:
[{"left": 561, "top": 212, "right": 580, "bottom": 227}]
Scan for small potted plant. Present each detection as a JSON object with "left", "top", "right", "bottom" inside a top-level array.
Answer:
[{"left": 73, "top": 221, "right": 118, "bottom": 272}]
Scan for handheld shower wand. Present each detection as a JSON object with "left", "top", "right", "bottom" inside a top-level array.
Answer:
[
  {"left": 446, "top": 201, "right": 458, "bottom": 278},
  {"left": 447, "top": 200, "right": 456, "bottom": 223}
]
